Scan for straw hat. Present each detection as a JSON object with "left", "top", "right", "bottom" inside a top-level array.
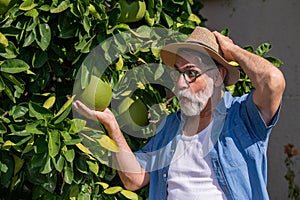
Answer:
[{"left": 160, "top": 26, "right": 240, "bottom": 86}]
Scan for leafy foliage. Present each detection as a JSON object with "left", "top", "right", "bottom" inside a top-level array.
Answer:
[
  {"left": 0, "top": 0, "right": 204, "bottom": 199},
  {"left": 0, "top": 0, "right": 283, "bottom": 199},
  {"left": 284, "top": 144, "right": 300, "bottom": 200}
]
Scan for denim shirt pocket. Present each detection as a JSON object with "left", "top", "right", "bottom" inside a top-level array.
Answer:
[{"left": 222, "top": 124, "right": 256, "bottom": 167}]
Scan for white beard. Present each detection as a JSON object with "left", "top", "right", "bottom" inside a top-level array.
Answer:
[{"left": 176, "top": 77, "right": 214, "bottom": 116}]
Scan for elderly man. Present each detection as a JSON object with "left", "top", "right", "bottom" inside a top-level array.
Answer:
[{"left": 73, "top": 27, "right": 285, "bottom": 200}]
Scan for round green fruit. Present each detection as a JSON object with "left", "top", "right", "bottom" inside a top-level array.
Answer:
[
  {"left": 118, "top": 97, "right": 148, "bottom": 129},
  {"left": 118, "top": 0, "right": 146, "bottom": 23},
  {"left": 79, "top": 75, "right": 112, "bottom": 111}
]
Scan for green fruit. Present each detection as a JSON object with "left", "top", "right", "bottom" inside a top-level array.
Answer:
[
  {"left": 80, "top": 75, "right": 112, "bottom": 111},
  {"left": 129, "top": 98, "right": 148, "bottom": 126},
  {"left": 0, "top": 0, "right": 17, "bottom": 15},
  {"left": 118, "top": 0, "right": 146, "bottom": 23},
  {"left": 118, "top": 97, "right": 148, "bottom": 129}
]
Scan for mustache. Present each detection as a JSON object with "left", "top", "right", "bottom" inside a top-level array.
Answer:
[{"left": 176, "top": 89, "right": 197, "bottom": 101}]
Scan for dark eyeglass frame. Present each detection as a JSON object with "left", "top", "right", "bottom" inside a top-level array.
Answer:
[{"left": 171, "top": 67, "right": 216, "bottom": 84}]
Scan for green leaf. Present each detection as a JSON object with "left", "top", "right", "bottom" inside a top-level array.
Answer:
[
  {"left": 254, "top": 43, "right": 271, "bottom": 56},
  {"left": 15, "top": 135, "right": 32, "bottom": 146},
  {"left": 34, "top": 136, "right": 48, "bottom": 154},
  {"left": 12, "top": 154, "right": 24, "bottom": 176},
  {"left": 0, "top": 59, "right": 30, "bottom": 74},
  {"left": 26, "top": 69, "right": 35, "bottom": 75},
  {"left": 115, "top": 55, "right": 124, "bottom": 71},
  {"left": 50, "top": 0, "right": 70, "bottom": 13},
  {"left": 95, "top": 182, "right": 109, "bottom": 189},
  {"left": 43, "top": 95, "right": 56, "bottom": 109},
  {"left": 86, "top": 160, "right": 99, "bottom": 175},
  {"left": 63, "top": 138, "right": 82, "bottom": 145},
  {"left": 35, "top": 23, "right": 51, "bottom": 51},
  {"left": 265, "top": 56, "right": 284, "bottom": 67},
  {"left": 9, "top": 105, "right": 28, "bottom": 122},
  {"left": 82, "top": 15, "right": 91, "bottom": 34},
  {"left": 131, "top": 25, "right": 152, "bottom": 38},
  {"left": 22, "top": 137, "right": 35, "bottom": 155},
  {"left": 32, "top": 50, "right": 48, "bottom": 68},
  {"left": 64, "top": 164, "right": 74, "bottom": 184},
  {"left": 104, "top": 186, "right": 123, "bottom": 194},
  {"left": 0, "top": 153, "right": 14, "bottom": 188},
  {"left": 29, "top": 101, "right": 53, "bottom": 120},
  {"left": 113, "top": 34, "right": 127, "bottom": 54},
  {"left": 144, "top": 11, "right": 155, "bottom": 27},
  {"left": 53, "top": 104, "right": 72, "bottom": 124},
  {"left": 48, "top": 129, "right": 61, "bottom": 158},
  {"left": 0, "top": 75, "right": 5, "bottom": 91},
  {"left": 23, "top": 31, "right": 35, "bottom": 47},
  {"left": 1, "top": 72, "right": 25, "bottom": 90},
  {"left": 4, "top": 86, "right": 15, "bottom": 103},
  {"left": 75, "top": 157, "right": 88, "bottom": 174},
  {"left": 76, "top": 143, "right": 92, "bottom": 155},
  {"left": 39, "top": 5, "right": 50, "bottom": 11},
  {"left": 25, "top": 121, "right": 44, "bottom": 135},
  {"left": 154, "top": 63, "right": 164, "bottom": 80},
  {"left": 69, "top": 184, "right": 80, "bottom": 198},
  {"left": 69, "top": 118, "right": 86, "bottom": 134},
  {"left": 52, "top": 155, "right": 65, "bottom": 172},
  {"left": 41, "top": 155, "right": 52, "bottom": 174},
  {"left": 120, "top": 190, "right": 139, "bottom": 200},
  {"left": 75, "top": 35, "right": 95, "bottom": 53},
  {"left": 24, "top": 8, "right": 39, "bottom": 17},
  {"left": 77, "top": 192, "right": 90, "bottom": 200},
  {"left": 63, "top": 149, "right": 75, "bottom": 163},
  {"left": 61, "top": 131, "right": 81, "bottom": 145},
  {"left": 96, "top": 135, "right": 119, "bottom": 152},
  {"left": 20, "top": 0, "right": 38, "bottom": 11},
  {"left": 2, "top": 140, "right": 15, "bottom": 150},
  {"left": 0, "top": 161, "right": 8, "bottom": 173},
  {"left": 0, "top": 42, "right": 18, "bottom": 59},
  {"left": 0, "top": 122, "right": 7, "bottom": 134},
  {"left": 0, "top": 32, "right": 9, "bottom": 48},
  {"left": 54, "top": 95, "right": 75, "bottom": 118},
  {"left": 162, "top": 12, "right": 173, "bottom": 28},
  {"left": 221, "top": 28, "right": 230, "bottom": 36},
  {"left": 187, "top": 13, "right": 201, "bottom": 25}
]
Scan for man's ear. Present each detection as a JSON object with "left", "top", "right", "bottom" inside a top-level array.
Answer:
[{"left": 214, "top": 66, "right": 227, "bottom": 87}]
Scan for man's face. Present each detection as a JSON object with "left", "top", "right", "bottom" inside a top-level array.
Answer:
[{"left": 173, "top": 51, "right": 216, "bottom": 116}]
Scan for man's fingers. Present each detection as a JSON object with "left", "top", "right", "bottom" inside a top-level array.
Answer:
[
  {"left": 213, "top": 31, "right": 236, "bottom": 62},
  {"left": 213, "top": 31, "right": 221, "bottom": 36},
  {"left": 73, "top": 100, "right": 98, "bottom": 121}
]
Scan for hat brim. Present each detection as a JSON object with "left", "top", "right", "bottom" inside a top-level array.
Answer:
[{"left": 160, "top": 42, "right": 240, "bottom": 86}]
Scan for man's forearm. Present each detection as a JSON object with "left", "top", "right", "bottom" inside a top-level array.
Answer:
[
  {"left": 213, "top": 31, "right": 285, "bottom": 124},
  {"left": 230, "top": 44, "right": 285, "bottom": 124},
  {"left": 109, "top": 128, "right": 150, "bottom": 191},
  {"left": 229, "top": 44, "right": 283, "bottom": 91},
  {"left": 72, "top": 101, "right": 149, "bottom": 190}
]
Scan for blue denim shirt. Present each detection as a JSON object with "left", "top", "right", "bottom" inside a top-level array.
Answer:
[{"left": 135, "top": 91, "right": 280, "bottom": 200}]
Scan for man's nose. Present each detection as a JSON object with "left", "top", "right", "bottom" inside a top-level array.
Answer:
[{"left": 177, "top": 74, "right": 189, "bottom": 89}]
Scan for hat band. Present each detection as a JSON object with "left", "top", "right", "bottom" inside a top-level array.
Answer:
[{"left": 186, "top": 40, "right": 219, "bottom": 54}]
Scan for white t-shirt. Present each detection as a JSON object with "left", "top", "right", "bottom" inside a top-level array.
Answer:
[{"left": 167, "top": 122, "right": 227, "bottom": 200}]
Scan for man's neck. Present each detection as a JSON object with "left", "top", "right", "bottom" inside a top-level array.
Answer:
[{"left": 183, "top": 108, "right": 213, "bottom": 136}]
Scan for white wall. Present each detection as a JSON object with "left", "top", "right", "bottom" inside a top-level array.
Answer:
[{"left": 198, "top": 0, "right": 300, "bottom": 199}]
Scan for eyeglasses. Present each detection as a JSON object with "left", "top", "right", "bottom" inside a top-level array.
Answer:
[{"left": 170, "top": 67, "right": 215, "bottom": 84}]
